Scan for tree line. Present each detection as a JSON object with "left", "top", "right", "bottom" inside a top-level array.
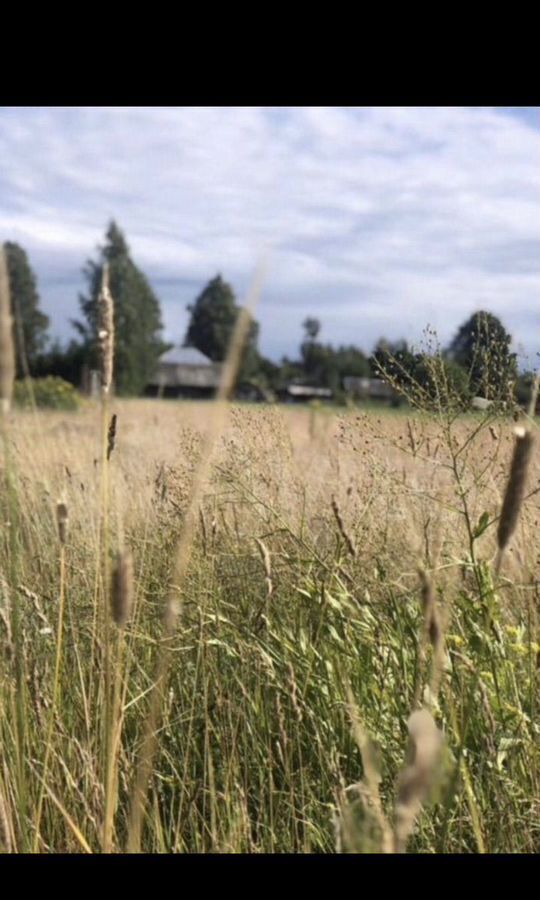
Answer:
[{"left": 2, "top": 220, "right": 533, "bottom": 405}]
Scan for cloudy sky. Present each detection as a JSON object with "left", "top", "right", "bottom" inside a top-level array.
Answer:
[{"left": 0, "top": 106, "right": 538, "bottom": 365}]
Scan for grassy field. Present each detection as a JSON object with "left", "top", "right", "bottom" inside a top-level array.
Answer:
[{"left": 0, "top": 397, "right": 539, "bottom": 853}]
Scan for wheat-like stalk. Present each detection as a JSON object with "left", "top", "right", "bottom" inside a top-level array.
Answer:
[
  {"left": 32, "top": 501, "right": 69, "bottom": 850},
  {"left": 126, "top": 256, "right": 268, "bottom": 852},
  {"left": 0, "top": 245, "right": 15, "bottom": 417},
  {"left": 56, "top": 501, "right": 69, "bottom": 546},
  {"left": 343, "top": 683, "right": 393, "bottom": 853},
  {"left": 98, "top": 263, "right": 114, "bottom": 397},
  {"left": 394, "top": 708, "right": 444, "bottom": 853},
  {"left": 331, "top": 495, "right": 356, "bottom": 558},
  {"left": 527, "top": 373, "right": 539, "bottom": 418},
  {"left": 97, "top": 261, "right": 116, "bottom": 851},
  {"left": 111, "top": 551, "right": 133, "bottom": 628},
  {"left": 107, "top": 413, "right": 118, "bottom": 461},
  {"left": 0, "top": 782, "right": 13, "bottom": 852},
  {"left": 417, "top": 567, "right": 446, "bottom": 703},
  {"left": 496, "top": 426, "right": 534, "bottom": 571},
  {"left": 102, "top": 549, "right": 134, "bottom": 852},
  {"left": 254, "top": 536, "right": 273, "bottom": 599}
]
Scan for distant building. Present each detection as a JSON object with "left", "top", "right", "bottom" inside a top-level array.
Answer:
[
  {"left": 146, "top": 346, "right": 221, "bottom": 398},
  {"left": 276, "top": 384, "right": 333, "bottom": 403},
  {"left": 343, "top": 376, "right": 400, "bottom": 405},
  {"left": 471, "top": 396, "right": 493, "bottom": 411}
]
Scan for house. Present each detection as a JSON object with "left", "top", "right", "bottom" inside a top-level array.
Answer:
[
  {"left": 276, "top": 384, "right": 333, "bottom": 404},
  {"left": 343, "top": 376, "right": 401, "bottom": 405},
  {"left": 146, "top": 346, "right": 222, "bottom": 398}
]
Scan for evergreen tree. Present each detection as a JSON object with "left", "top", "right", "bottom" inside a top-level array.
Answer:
[
  {"left": 447, "top": 310, "right": 517, "bottom": 402},
  {"left": 4, "top": 241, "right": 49, "bottom": 376},
  {"left": 75, "top": 222, "right": 168, "bottom": 395},
  {"left": 184, "top": 274, "right": 260, "bottom": 380},
  {"left": 302, "top": 317, "right": 321, "bottom": 341},
  {"left": 33, "top": 339, "right": 87, "bottom": 386},
  {"left": 371, "top": 338, "right": 414, "bottom": 381}
]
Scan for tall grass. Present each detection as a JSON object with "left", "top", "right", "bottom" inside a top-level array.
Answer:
[{"left": 0, "top": 334, "right": 539, "bottom": 852}]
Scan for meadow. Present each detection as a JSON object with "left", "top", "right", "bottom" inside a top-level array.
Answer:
[{"left": 0, "top": 395, "right": 538, "bottom": 854}]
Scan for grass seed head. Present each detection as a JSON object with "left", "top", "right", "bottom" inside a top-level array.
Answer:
[
  {"left": 418, "top": 567, "right": 442, "bottom": 654},
  {"left": 56, "top": 502, "right": 69, "bottom": 545},
  {"left": 394, "top": 708, "right": 444, "bottom": 852},
  {"left": 98, "top": 263, "right": 114, "bottom": 396},
  {"left": 107, "top": 413, "right": 117, "bottom": 460},
  {"left": 497, "top": 426, "right": 535, "bottom": 554}
]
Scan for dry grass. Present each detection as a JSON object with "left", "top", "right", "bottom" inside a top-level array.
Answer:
[
  {"left": 0, "top": 396, "right": 539, "bottom": 853},
  {"left": 0, "top": 247, "right": 15, "bottom": 416}
]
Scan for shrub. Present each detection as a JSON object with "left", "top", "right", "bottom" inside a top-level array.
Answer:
[{"left": 14, "top": 376, "right": 80, "bottom": 411}]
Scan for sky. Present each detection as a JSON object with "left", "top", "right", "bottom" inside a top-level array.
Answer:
[{"left": 0, "top": 106, "right": 538, "bottom": 366}]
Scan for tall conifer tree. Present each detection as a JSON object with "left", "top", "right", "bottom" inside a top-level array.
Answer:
[
  {"left": 4, "top": 241, "right": 49, "bottom": 376},
  {"left": 76, "top": 222, "right": 168, "bottom": 395}
]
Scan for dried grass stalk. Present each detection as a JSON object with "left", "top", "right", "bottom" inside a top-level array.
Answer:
[
  {"left": 98, "top": 263, "right": 114, "bottom": 396},
  {"left": 418, "top": 567, "right": 445, "bottom": 701},
  {"left": 527, "top": 373, "right": 539, "bottom": 418},
  {"left": 497, "top": 427, "right": 534, "bottom": 557},
  {"left": 107, "top": 413, "right": 117, "bottom": 461},
  {"left": 419, "top": 568, "right": 440, "bottom": 649},
  {"left": 127, "top": 258, "right": 268, "bottom": 852},
  {"left": 394, "top": 708, "right": 444, "bottom": 852},
  {"left": 56, "top": 502, "right": 69, "bottom": 546},
  {"left": 0, "top": 245, "right": 15, "bottom": 416},
  {"left": 344, "top": 684, "right": 393, "bottom": 853},
  {"left": 254, "top": 537, "right": 273, "bottom": 599},
  {"left": 331, "top": 495, "right": 356, "bottom": 558},
  {"left": 111, "top": 551, "right": 133, "bottom": 628},
  {"left": 0, "top": 784, "right": 13, "bottom": 852}
]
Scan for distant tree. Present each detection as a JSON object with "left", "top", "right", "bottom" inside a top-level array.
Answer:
[
  {"left": 185, "top": 274, "right": 260, "bottom": 381},
  {"left": 372, "top": 336, "right": 473, "bottom": 410},
  {"left": 33, "top": 339, "right": 87, "bottom": 387},
  {"left": 4, "top": 242, "right": 49, "bottom": 377},
  {"left": 256, "top": 355, "right": 281, "bottom": 390},
  {"left": 371, "top": 337, "right": 427, "bottom": 402},
  {"left": 294, "top": 320, "right": 371, "bottom": 392},
  {"left": 371, "top": 338, "right": 415, "bottom": 383},
  {"left": 332, "top": 346, "right": 371, "bottom": 377},
  {"left": 447, "top": 311, "right": 517, "bottom": 402},
  {"left": 274, "top": 356, "right": 305, "bottom": 390},
  {"left": 302, "top": 317, "right": 321, "bottom": 341},
  {"left": 75, "top": 221, "right": 168, "bottom": 395}
]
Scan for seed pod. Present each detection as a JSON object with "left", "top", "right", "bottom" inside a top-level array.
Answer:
[
  {"left": 56, "top": 502, "right": 69, "bottom": 545},
  {"left": 111, "top": 551, "right": 133, "bottom": 628}
]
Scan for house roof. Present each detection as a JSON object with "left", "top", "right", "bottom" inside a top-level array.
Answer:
[
  {"left": 159, "top": 346, "right": 214, "bottom": 367},
  {"left": 286, "top": 385, "right": 333, "bottom": 397}
]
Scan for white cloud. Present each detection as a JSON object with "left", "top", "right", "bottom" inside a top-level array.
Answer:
[{"left": 0, "top": 105, "right": 539, "bottom": 362}]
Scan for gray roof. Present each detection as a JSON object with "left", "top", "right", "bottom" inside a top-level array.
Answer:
[
  {"left": 287, "top": 385, "right": 332, "bottom": 397},
  {"left": 159, "top": 346, "right": 214, "bottom": 367}
]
